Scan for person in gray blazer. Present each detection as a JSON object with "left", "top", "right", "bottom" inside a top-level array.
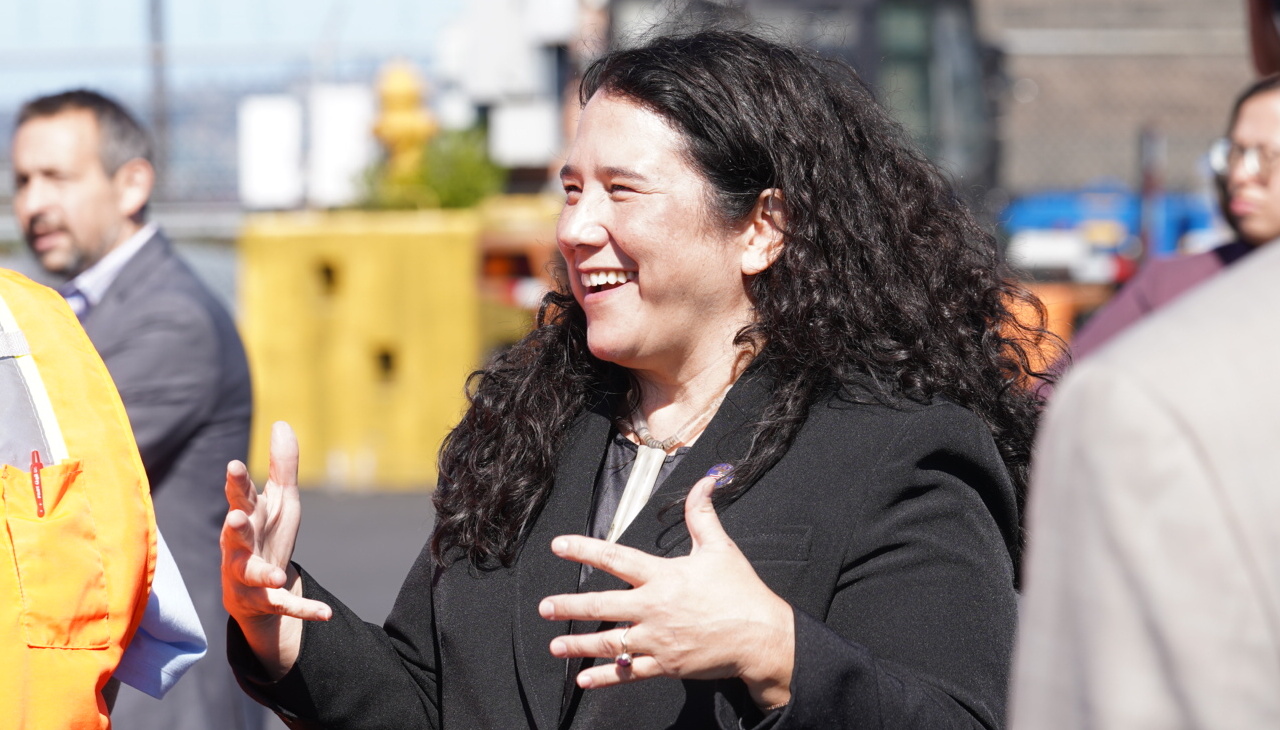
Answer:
[
  {"left": 11, "top": 89, "right": 258, "bottom": 730},
  {"left": 1010, "top": 214, "right": 1280, "bottom": 724}
]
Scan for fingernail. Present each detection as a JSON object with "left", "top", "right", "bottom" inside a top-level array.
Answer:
[
  {"left": 539, "top": 599, "right": 554, "bottom": 618},
  {"left": 705, "top": 463, "right": 734, "bottom": 488},
  {"left": 550, "top": 639, "right": 565, "bottom": 657},
  {"left": 578, "top": 674, "right": 594, "bottom": 688},
  {"left": 551, "top": 537, "right": 568, "bottom": 553}
]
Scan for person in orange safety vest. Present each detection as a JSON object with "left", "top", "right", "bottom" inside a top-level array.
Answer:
[{"left": 0, "top": 268, "right": 155, "bottom": 729}]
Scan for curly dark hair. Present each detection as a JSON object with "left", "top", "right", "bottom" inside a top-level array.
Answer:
[{"left": 433, "top": 30, "right": 1054, "bottom": 568}]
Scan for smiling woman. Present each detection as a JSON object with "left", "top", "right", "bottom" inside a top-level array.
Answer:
[
  {"left": 555, "top": 91, "right": 770, "bottom": 381},
  {"left": 223, "top": 30, "right": 1052, "bottom": 730}
]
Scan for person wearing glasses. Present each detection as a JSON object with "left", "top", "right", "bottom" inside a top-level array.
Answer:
[{"left": 1066, "top": 75, "right": 1280, "bottom": 363}]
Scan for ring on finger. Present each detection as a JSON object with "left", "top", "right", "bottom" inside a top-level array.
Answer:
[{"left": 615, "top": 625, "right": 633, "bottom": 668}]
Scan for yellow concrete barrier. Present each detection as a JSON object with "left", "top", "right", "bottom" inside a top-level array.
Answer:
[{"left": 238, "top": 209, "right": 481, "bottom": 489}]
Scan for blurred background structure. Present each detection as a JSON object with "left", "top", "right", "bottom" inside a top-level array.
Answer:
[
  {"left": 983, "top": 0, "right": 1251, "bottom": 336},
  {"left": 0, "top": 3, "right": 1259, "bottom": 726},
  {"left": 0, "top": 0, "right": 1258, "bottom": 490}
]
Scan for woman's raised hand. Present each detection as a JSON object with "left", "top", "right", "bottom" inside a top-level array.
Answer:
[
  {"left": 220, "top": 421, "right": 330, "bottom": 678},
  {"left": 539, "top": 471, "right": 796, "bottom": 710}
]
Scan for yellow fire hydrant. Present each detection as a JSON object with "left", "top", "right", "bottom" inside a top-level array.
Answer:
[{"left": 373, "top": 60, "right": 438, "bottom": 187}]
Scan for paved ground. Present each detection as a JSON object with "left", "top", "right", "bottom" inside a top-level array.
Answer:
[{"left": 260, "top": 488, "right": 437, "bottom": 728}]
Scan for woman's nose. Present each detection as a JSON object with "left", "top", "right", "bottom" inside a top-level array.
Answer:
[{"left": 557, "top": 197, "right": 609, "bottom": 250}]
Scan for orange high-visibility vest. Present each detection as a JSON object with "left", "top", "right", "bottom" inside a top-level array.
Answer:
[{"left": 0, "top": 269, "right": 155, "bottom": 729}]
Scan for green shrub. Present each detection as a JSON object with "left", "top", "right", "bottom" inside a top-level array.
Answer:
[{"left": 360, "top": 127, "right": 507, "bottom": 210}]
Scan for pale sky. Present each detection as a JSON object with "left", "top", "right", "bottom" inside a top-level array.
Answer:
[{"left": 0, "top": 0, "right": 466, "bottom": 105}]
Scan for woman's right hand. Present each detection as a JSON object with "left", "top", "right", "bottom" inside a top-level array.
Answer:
[{"left": 221, "top": 421, "right": 331, "bottom": 679}]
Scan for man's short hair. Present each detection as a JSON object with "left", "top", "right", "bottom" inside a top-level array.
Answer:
[{"left": 17, "top": 90, "right": 152, "bottom": 176}]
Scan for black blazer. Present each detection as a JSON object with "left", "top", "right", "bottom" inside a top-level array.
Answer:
[{"left": 231, "top": 372, "right": 1019, "bottom": 729}]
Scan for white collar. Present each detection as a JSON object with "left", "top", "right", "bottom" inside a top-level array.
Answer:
[{"left": 67, "top": 223, "right": 158, "bottom": 306}]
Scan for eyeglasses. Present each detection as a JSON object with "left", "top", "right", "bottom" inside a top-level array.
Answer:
[{"left": 1209, "top": 138, "right": 1280, "bottom": 181}]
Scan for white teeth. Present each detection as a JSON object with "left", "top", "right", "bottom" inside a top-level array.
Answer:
[{"left": 580, "top": 270, "right": 635, "bottom": 288}]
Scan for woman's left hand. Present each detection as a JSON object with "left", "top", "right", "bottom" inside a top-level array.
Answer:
[{"left": 539, "top": 472, "right": 795, "bottom": 710}]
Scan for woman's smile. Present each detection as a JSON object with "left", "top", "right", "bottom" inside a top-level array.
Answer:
[{"left": 580, "top": 269, "right": 636, "bottom": 293}]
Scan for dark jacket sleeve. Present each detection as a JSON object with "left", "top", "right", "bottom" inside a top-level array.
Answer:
[
  {"left": 757, "top": 404, "right": 1019, "bottom": 730},
  {"left": 228, "top": 544, "right": 442, "bottom": 729}
]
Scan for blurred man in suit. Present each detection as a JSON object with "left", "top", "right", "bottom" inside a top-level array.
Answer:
[
  {"left": 11, "top": 89, "right": 259, "bottom": 730},
  {"left": 1010, "top": 226, "right": 1280, "bottom": 725}
]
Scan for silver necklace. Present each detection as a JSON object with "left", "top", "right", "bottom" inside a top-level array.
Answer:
[{"left": 623, "top": 389, "right": 730, "bottom": 452}]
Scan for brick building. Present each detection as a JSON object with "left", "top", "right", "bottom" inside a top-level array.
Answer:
[{"left": 976, "top": 0, "right": 1254, "bottom": 196}]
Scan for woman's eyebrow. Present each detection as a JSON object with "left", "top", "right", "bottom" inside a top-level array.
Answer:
[
  {"left": 600, "top": 165, "right": 650, "bottom": 183},
  {"left": 559, "top": 163, "right": 652, "bottom": 183}
]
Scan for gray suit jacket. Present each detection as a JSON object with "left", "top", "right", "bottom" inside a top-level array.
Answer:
[
  {"left": 82, "top": 231, "right": 258, "bottom": 730},
  {"left": 1010, "top": 242, "right": 1280, "bottom": 729}
]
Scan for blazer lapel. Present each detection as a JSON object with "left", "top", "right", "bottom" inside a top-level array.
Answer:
[
  {"left": 582, "top": 369, "right": 768, "bottom": 594},
  {"left": 81, "top": 231, "right": 167, "bottom": 339},
  {"left": 513, "top": 397, "right": 616, "bottom": 730}
]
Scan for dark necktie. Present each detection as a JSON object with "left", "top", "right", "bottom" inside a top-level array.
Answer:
[{"left": 58, "top": 284, "right": 90, "bottom": 321}]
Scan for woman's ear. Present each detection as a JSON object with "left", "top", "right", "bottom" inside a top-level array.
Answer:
[{"left": 740, "top": 189, "right": 786, "bottom": 276}]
